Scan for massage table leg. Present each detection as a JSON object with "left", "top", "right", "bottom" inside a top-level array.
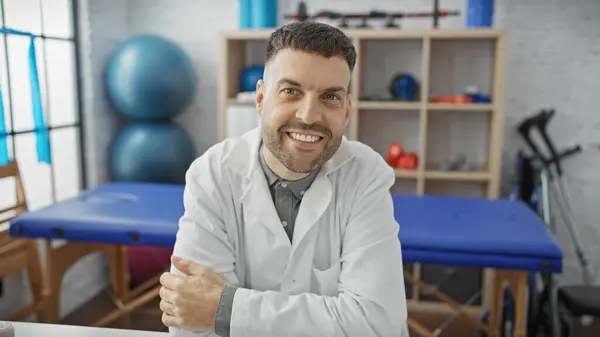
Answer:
[
  {"left": 43, "top": 241, "right": 128, "bottom": 323},
  {"left": 91, "top": 285, "right": 161, "bottom": 327},
  {"left": 407, "top": 317, "right": 435, "bottom": 337},
  {"left": 491, "top": 269, "right": 529, "bottom": 337},
  {"left": 488, "top": 270, "right": 503, "bottom": 336},
  {"left": 404, "top": 271, "right": 494, "bottom": 336},
  {"left": 6, "top": 240, "right": 50, "bottom": 322},
  {"left": 91, "top": 271, "right": 166, "bottom": 327},
  {"left": 404, "top": 269, "right": 530, "bottom": 337}
]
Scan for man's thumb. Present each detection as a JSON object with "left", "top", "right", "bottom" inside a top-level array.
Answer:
[{"left": 171, "top": 256, "right": 196, "bottom": 275}]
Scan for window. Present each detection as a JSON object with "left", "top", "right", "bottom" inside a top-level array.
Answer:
[{"left": 0, "top": 0, "right": 82, "bottom": 216}]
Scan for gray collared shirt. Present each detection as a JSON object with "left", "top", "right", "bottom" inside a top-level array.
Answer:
[
  {"left": 214, "top": 143, "right": 319, "bottom": 337},
  {"left": 258, "top": 143, "right": 320, "bottom": 241}
]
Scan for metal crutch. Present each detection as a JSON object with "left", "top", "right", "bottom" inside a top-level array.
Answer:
[
  {"left": 538, "top": 160, "right": 562, "bottom": 337},
  {"left": 534, "top": 110, "right": 593, "bottom": 285},
  {"left": 517, "top": 109, "right": 592, "bottom": 285}
]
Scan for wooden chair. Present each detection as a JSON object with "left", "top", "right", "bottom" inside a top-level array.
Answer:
[{"left": 0, "top": 160, "right": 48, "bottom": 322}]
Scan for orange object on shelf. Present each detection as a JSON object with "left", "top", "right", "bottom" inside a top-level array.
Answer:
[{"left": 431, "top": 95, "right": 474, "bottom": 104}]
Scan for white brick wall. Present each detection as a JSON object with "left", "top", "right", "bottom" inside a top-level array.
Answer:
[{"left": 496, "top": 0, "right": 600, "bottom": 286}]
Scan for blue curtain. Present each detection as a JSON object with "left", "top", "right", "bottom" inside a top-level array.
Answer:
[
  {"left": 0, "top": 27, "right": 51, "bottom": 164},
  {"left": 0, "top": 88, "right": 8, "bottom": 166}
]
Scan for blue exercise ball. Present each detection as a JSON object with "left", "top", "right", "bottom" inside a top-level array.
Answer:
[
  {"left": 109, "top": 123, "right": 197, "bottom": 184},
  {"left": 240, "top": 65, "right": 264, "bottom": 92},
  {"left": 106, "top": 35, "right": 197, "bottom": 121}
]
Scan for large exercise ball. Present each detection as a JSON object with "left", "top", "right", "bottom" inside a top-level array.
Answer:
[
  {"left": 106, "top": 35, "right": 197, "bottom": 121},
  {"left": 109, "top": 123, "right": 196, "bottom": 184}
]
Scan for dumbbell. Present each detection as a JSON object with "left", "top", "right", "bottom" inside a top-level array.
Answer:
[
  {"left": 398, "top": 153, "right": 419, "bottom": 170},
  {"left": 386, "top": 142, "right": 419, "bottom": 170}
]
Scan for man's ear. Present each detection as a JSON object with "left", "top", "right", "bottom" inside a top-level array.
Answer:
[{"left": 256, "top": 79, "right": 265, "bottom": 116}]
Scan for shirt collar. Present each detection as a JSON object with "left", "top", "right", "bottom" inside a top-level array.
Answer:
[{"left": 258, "top": 142, "right": 319, "bottom": 199}]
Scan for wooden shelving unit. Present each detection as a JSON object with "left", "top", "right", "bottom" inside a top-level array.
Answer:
[{"left": 219, "top": 27, "right": 507, "bottom": 317}]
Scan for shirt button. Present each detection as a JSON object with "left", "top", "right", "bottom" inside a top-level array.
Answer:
[
  {"left": 300, "top": 190, "right": 305, "bottom": 196},
  {"left": 281, "top": 182, "right": 288, "bottom": 188},
  {"left": 282, "top": 221, "right": 288, "bottom": 227}
]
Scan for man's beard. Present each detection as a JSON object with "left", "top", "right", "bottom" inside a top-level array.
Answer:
[{"left": 263, "top": 122, "right": 342, "bottom": 174}]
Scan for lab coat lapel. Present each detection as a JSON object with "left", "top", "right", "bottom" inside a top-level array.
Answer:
[
  {"left": 291, "top": 137, "right": 354, "bottom": 252},
  {"left": 224, "top": 128, "right": 290, "bottom": 245},
  {"left": 240, "top": 170, "right": 290, "bottom": 245},
  {"left": 291, "top": 172, "right": 331, "bottom": 252}
]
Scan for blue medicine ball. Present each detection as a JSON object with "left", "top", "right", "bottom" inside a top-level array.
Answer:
[
  {"left": 390, "top": 74, "right": 418, "bottom": 101},
  {"left": 106, "top": 35, "right": 197, "bottom": 121},
  {"left": 240, "top": 65, "right": 264, "bottom": 92},
  {"left": 109, "top": 123, "right": 197, "bottom": 184}
]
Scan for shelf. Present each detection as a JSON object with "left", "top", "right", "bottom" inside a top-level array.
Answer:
[
  {"left": 357, "top": 101, "right": 421, "bottom": 110},
  {"left": 357, "top": 102, "right": 493, "bottom": 111},
  {"left": 221, "top": 28, "right": 505, "bottom": 41},
  {"left": 393, "top": 169, "right": 490, "bottom": 181},
  {"left": 426, "top": 103, "right": 493, "bottom": 111},
  {"left": 424, "top": 170, "right": 490, "bottom": 181},
  {"left": 428, "top": 38, "right": 496, "bottom": 102},
  {"left": 395, "top": 169, "right": 419, "bottom": 179}
]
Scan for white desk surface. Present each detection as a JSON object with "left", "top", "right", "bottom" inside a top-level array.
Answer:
[{"left": 2, "top": 321, "right": 168, "bottom": 336}]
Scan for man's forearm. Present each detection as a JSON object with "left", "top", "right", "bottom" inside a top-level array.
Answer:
[
  {"left": 214, "top": 285, "right": 238, "bottom": 337},
  {"left": 227, "top": 286, "right": 407, "bottom": 337}
]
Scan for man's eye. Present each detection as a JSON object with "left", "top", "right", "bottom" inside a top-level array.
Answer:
[
  {"left": 324, "top": 94, "right": 340, "bottom": 101},
  {"left": 283, "top": 88, "right": 298, "bottom": 95}
]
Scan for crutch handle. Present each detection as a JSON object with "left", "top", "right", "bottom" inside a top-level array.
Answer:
[
  {"left": 518, "top": 109, "right": 552, "bottom": 131},
  {"left": 516, "top": 111, "right": 550, "bottom": 165},
  {"left": 551, "top": 145, "right": 581, "bottom": 164},
  {"left": 534, "top": 109, "right": 564, "bottom": 175}
]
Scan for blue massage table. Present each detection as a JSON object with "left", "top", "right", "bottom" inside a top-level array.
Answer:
[
  {"left": 9, "top": 182, "right": 563, "bottom": 336},
  {"left": 392, "top": 194, "right": 562, "bottom": 337},
  {"left": 9, "top": 183, "right": 186, "bottom": 326}
]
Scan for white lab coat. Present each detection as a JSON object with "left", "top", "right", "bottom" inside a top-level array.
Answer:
[{"left": 169, "top": 128, "right": 408, "bottom": 337}]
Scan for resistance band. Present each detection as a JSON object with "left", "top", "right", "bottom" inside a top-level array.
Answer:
[
  {"left": 0, "top": 88, "right": 8, "bottom": 166},
  {"left": 0, "top": 27, "right": 51, "bottom": 164},
  {"left": 28, "top": 37, "right": 50, "bottom": 163}
]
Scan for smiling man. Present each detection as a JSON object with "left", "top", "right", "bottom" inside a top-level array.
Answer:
[{"left": 158, "top": 21, "right": 409, "bottom": 337}]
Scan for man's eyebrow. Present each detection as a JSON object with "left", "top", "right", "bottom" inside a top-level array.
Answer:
[
  {"left": 277, "top": 78, "right": 347, "bottom": 93},
  {"left": 277, "top": 78, "right": 302, "bottom": 87},
  {"left": 323, "top": 86, "right": 347, "bottom": 93}
]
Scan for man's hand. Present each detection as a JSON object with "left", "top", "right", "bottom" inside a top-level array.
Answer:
[{"left": 159, "top": 256, "right": 227, "bottom": 331}]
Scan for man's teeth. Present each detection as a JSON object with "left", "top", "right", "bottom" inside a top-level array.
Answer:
[{"left": 289, "top": 132, "right": 321, "bottom": 143}]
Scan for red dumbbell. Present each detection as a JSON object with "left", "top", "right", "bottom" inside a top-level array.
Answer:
[
  {"left": 397, "top": 152, "right": 419, "bottom": 170},
  {"left": 386, "top": 142, "right": 404, "bottom": 167}
]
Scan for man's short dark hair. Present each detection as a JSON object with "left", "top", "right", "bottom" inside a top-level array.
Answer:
[{"left": 265, "top": 21, "right": 356, "bottom": 73}]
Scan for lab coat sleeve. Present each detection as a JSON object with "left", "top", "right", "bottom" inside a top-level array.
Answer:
[
  {"left": 169, "top": 156, "right": 239, "bottom": 337},
  {"left": 229, "top": 157, "right": 409, "bottom": 337}
]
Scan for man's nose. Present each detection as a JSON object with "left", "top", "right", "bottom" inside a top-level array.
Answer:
[{"left": 296, "top": 96, "right": 321, "bottom": 125}]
